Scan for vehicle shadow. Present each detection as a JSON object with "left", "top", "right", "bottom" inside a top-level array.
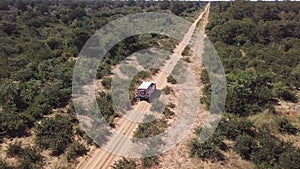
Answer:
[{"left": 149, "top": 89, "right": 162, "bottom": 103}]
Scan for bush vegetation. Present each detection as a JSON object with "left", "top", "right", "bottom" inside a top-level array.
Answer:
[
  {"left": 112, "top": 157, "right": 136, "bottom": 169},
  {"left": 97, "top": 92, "right": 118, "bottom": 125},
  {"left": 0, "top": 0, "right": 206, "bottom": 167},
  {"left": 162, "top": 86, "right": 173, "bottom": 95},
  {"left": 35, "top": 115, "right": 74, "bottom": 155},
  {"left": 101, "top": 77, "right": 112, "bottom": 90},
  {"left": 181, "top": 57, "right": 191, "bottom": 63},
  {"left": 192, "top": 2, "right": 300, "bottom": 168},
  {"left": 133, "top": 115, "right": 167, "bottom": 138},
  {"left": 163, "top": 107, "right": 175, "bottom": 118},
  {"left": 166, "top": 103, "right": 176, "bottom": 109},
  {"left": 190, "top": 115, "right": 300, "bottom": 169},
  {"left": 66, "top": 141, "right": 89, "bottom": 162},
  {"left": 276, "top": 117, "right": 298, "bottom": 135},
  {"left": 167, "top": 75, "right": 177, "bottom": 84},
  {"left": 182, "top": 46, "right": 191, "bottom": 56},
  {"left": 6, "top": 142, "right": 42, "bottom": 169},
  {"left": 201, "top": 1, "right": 299, "bottom": 117},
  {"left": 142, "top": 156, "right": 158, "bottom": 168}
]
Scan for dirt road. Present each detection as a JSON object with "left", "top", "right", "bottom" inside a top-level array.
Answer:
[{"left": 76, "top": 3, "right": 210, "bottom": 169}]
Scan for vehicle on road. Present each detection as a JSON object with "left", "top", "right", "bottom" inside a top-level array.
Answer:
[{"left": 135, "top": 82, "right": 156, "bottom": 102}]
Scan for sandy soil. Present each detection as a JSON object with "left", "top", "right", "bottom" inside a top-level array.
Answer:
[
  {"left": 143, "top": 4, "right": 256, "bottom": 169},
  {"left": 76, "top": 4, "right": 211, "bottom": 169}
]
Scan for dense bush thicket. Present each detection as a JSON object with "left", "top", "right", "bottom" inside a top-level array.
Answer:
[
  {"left": 191, "top": 115, "right": 300, "bottom": 169},
  {"left": 35, "top": 114, "right": 74, "bottom": 155},
  {"left": 0, "top": 0, "right": 206, "bottom": 167},
  {"left": 201, "top": 1, "right": 299, "bottom": 117},
  {"left": 192, "top": 1, "right": 300, "bottom": 168},
  {"left": 0, "top": 0, "right": 205, "bottom": 139}
]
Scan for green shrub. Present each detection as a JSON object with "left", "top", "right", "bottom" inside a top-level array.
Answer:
[
  {"left": 250, "top": 128, "right": 294, "bottom": 168},
  {"left": 217, "top": 115, "right": 256, "bottom": 140},
  {"left": 150, "top": 68, "right": 159, "bottom": 75},
  {"left": 162, "top": 86, "right": 173, "bottom": 95},
  {"left": 19, "top": 159, "right": 37, "bottom": 169},
  {"left": 7, "top": 145, "right": 42, "bottom": 169},
  {"left": 101, "top": 77, "right": 112, "bottom": 90},
  {"left": 112, "top": 157, "right": 136, "bottom": 169},
  {"left": 276, "top": 117, "right": 298, "bottom": 135},
  {"left": 142, "top": 156, "right": 158, "bottom": 168},
  {"left": 233, "top": 134, "right": 258, "bottom": 160},
  {"left": 134, "top": 115, "right": 166, "bottom": 138},
  {"left": 97, "top": 92, "right": 117, "bottom": 125},
  {"left": 167, "top": 75, "right": 177, "bottom": 84},
  {"left": 189, "top": 138, "right": 224, "bottom": 162},
  {"left": 35, "top": 115, "right": 73, "bottom": 155},
  {"left": 167, "top": 103, "right": 176, "bottom": 109},
  {"left": 182, "top": 46, "right": 191, "bottom": 56},
  {"left": 181, "top": 57, "right": 191, "bottom": 63},
  {"left": 225, "top": 71, "right": 273, "bottom": 116},
  {"left": 163, "top": 107, "right": 175, "bottom": 118},
  {"left": 272, "top": 82, "right": 298, "bottom": 103},
  {"left": 136, "top": 71, "right": 150, "bottom": 79},
  {"left": 22, "top": 147, "right": 42, "bottom": 164},
  {"left": 279, "top": 149, "right": 300, "bottom": 169},
  {"left": 7, "top": 142, "right": 23, "bottom": 157},
  {"left": 66, "top": 142, "right": 88, "bottom": 161}
]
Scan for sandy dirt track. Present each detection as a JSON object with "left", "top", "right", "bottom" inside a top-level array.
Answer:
[{"left": 76, "top": 4, "right": 210, "bottom": 169}]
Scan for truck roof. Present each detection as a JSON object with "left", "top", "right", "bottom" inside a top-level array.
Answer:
[{"left": 138, "top": 82, "right": 155, "bottom": 90}]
